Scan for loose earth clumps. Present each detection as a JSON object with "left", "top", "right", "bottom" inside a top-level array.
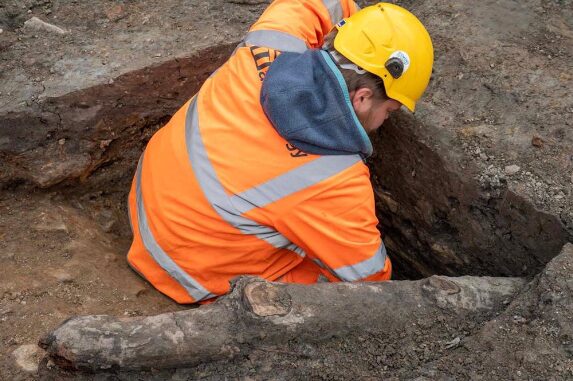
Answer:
[{"left": 0, "top": 0, "right": 571, "bottom": 379}]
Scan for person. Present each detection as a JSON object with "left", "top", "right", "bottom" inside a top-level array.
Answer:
[{"left": 126, "top": 1, "right": 434, "bottom": 303}]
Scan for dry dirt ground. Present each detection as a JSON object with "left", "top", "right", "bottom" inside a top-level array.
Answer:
[
  {"left": 0, "top": 0, "right": 265, "bottom": 379},
  {"left": 0, "top": 192, "right": 185, "bottom": 379},
  {"left": 1, "top": 0, "right": 572, "bottom": 380}
]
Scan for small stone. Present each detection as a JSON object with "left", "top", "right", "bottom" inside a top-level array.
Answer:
[
  {"left": 444, "top": 336, "right": 461, "bottom": 349},
  {"left": 23, "top": 17, "right": 66, "bottom": 35},
  {"left": 105, "top": 5, "right": 127, "bottom": 22},
  {"left": 48, "top": 269, "right": 73, "bottom": 283},
  {"left": 532, "top": 135, "right": 544, "bottom": 148},
  {"left": 504, "top": 165, "right": 521, "bottom": 176},
  {"left": 58, "top": 138, "right": 66, "bottom": 145},
  {"left": 12, "top": 344, "right": 41, "bottom": 373}
]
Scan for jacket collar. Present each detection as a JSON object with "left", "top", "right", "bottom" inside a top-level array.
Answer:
[{"left": 260, "top": 49, "right": 373, "bottom": 158}]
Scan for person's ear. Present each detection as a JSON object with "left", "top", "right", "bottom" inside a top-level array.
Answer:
[{"left": 351, "top": 87, "right": 374, "bottom": 113}]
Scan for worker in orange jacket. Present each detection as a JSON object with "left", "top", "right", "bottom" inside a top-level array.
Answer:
[{"left": 127, "top": 1, "right": 434, "bottom": 303}]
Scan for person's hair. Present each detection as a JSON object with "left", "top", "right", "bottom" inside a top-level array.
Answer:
[{"left": 322, "top": 30, "right": 388, "bottom": 100}]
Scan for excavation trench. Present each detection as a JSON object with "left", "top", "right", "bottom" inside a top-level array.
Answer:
[
  {"left": 368, "top": 115, "right": 571, "bottom": 280},
  {"left": 3, "top": 45, "right": 570, "bottom": 282},
  {"left": 3, "top": 1, "right": 572, "bottom": 378}
]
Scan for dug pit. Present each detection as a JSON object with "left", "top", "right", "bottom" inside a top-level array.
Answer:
[
  {"left": 1, "top": 0, "right": 571, "bottom": 280},
  {"left": 1, "top": 0, "right": 572, "bottom": 379},
  {"left": 2, "top": 33, "right": 570, "bottom": 284}
]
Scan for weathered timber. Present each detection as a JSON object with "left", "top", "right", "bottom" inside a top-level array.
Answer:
[{"left": 39, "top": 275, "right": 525, "bottom": 372}]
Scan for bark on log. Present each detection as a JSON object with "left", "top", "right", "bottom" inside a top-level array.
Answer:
[{"left": 39, "top": 275, "right": 525, "bottom": 371}]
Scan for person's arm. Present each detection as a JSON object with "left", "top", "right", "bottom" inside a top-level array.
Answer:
[
  {"left": 274, "top": 167, "right": 391, "bottom": 282},
  {"left": 248, "top": 0, "right": 360, "bottom": 49}
]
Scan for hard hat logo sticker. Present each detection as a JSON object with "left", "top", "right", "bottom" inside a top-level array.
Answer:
[{"left": 336, "top": 20, "right": 346, "bottom": 28}]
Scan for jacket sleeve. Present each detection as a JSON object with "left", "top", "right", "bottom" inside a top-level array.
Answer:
[
  {"left": 273, "top": 167, "right": 391, "bottom": 282},
  {"left": 249, "top": 0, "right": 360, "bottom": 49}
]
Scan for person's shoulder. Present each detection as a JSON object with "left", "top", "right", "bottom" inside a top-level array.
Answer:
[{"left": 315, "top": 156, "right": 372, "bottom": 193}]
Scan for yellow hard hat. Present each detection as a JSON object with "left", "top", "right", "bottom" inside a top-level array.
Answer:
[{"left": 333, "top": 3, "right": 434, "bottom": 112}]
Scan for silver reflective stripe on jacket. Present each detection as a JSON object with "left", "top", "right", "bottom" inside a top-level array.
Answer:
[
  {"left": 185, "top": 97, "right": 299, "bottom": 251},
  {"left": 322, "top": 0, "right": 344, "bottom": 25},
  {"left": 233, "top": 0, "right": 352, "bottom": 54},
  {"left": 184, "top": 96, "right": 376, "bottom": 280},
  {"left": 229, "top": 154, "right": 361, "bottom": 214},
  {"left": 135, "top": 155, "right": 215, "bottom": 302},
  {"left": 244, "top": 29, "right": 308, "bottom": 53},
  {"left": 333, "top": 242, "right": 388, "bottom": 281}
]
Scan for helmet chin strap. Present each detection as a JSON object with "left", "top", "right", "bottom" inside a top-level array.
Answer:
[
  {"left": 339, "top": 63, "right": 367, "bottom": 75},
  {"left": 327, "top": 49, "right": 368, "bottom": 75}
]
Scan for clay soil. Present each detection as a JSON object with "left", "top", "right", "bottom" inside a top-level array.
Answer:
[
  {"left": 1, "top": 0, "right": 572, "bottom": 380},
  {"left": 0, "top": 0, "right": 245, "bottom": 379}
]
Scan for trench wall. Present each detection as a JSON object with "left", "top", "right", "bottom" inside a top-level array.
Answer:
[
  {"left": 369, "top": 114, "right": 571, "bottom": 279},
  {"left": 0, "top": 44, "right": 235, "bottom": 189},
  {"left": 1, "top": 0, "right": 571, "bottom": 279}
]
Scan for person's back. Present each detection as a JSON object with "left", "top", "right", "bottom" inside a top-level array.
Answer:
[{"left": 127, "top": 0, "right": 433, "bottom": 303}]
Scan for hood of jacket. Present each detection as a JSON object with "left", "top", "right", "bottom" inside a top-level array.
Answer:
[{"left": 260, "top": 49, "right": 372, "bottom": 158}]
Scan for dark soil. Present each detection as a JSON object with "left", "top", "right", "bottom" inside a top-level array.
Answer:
[{"left": 1, "top": 0, "right": 572, "bottom": 380}]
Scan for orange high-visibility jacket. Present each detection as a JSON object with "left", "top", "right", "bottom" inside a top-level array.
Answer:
[{"left": 127, "top": 0, "right": 391, "bottom": 304}]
